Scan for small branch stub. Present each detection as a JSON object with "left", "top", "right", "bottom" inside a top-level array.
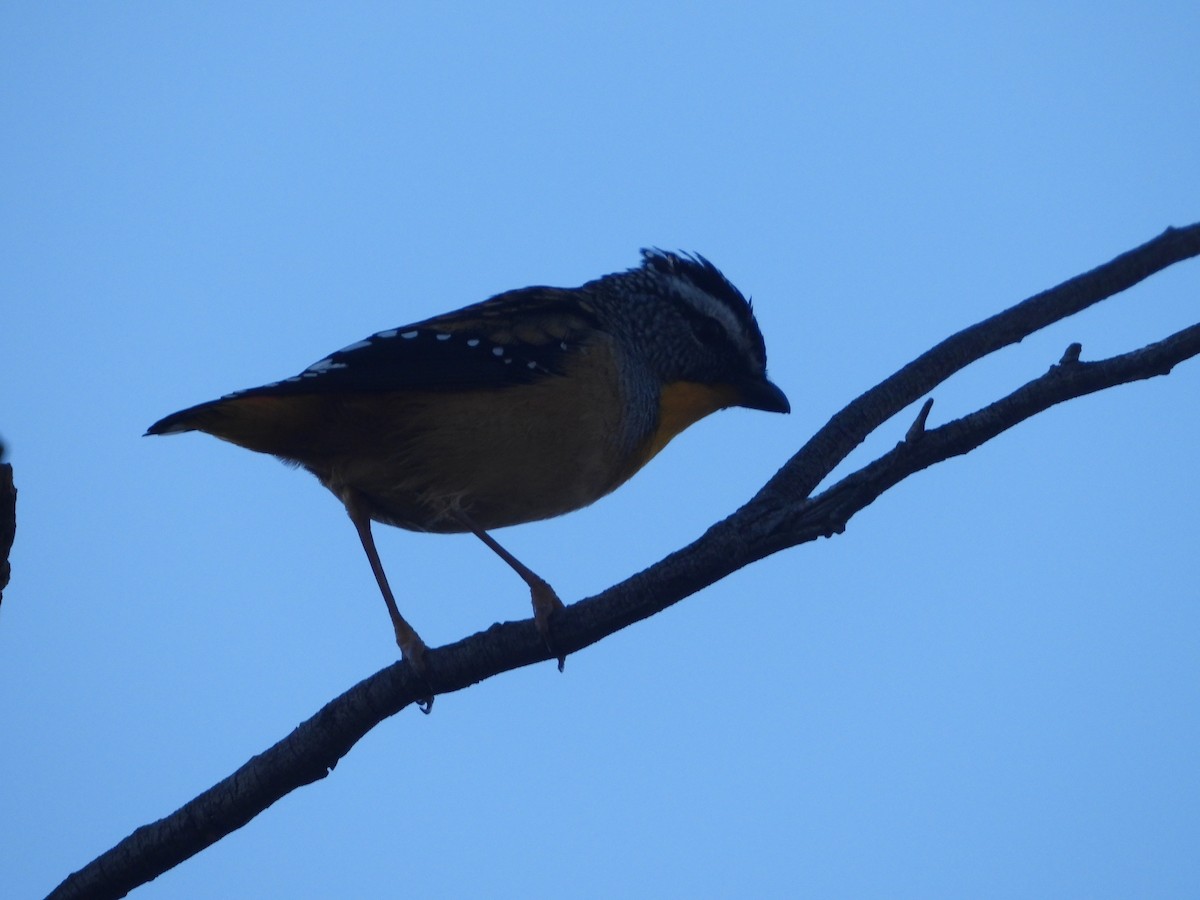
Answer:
[
  {"left": 905, "top": 398, "right": 935, "bottom": 443},
  {"left": 1059, "top": 342, "right": 1083, "bottom": 365}
]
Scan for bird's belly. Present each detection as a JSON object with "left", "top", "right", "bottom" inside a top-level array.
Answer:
[{"left": 323, "top": 381, "right": 636, "bottom": 532}]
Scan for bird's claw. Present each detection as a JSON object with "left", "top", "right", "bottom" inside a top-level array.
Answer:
[
  {"left": 399, "top": 634, "right": 436, "bottom": 713},
  {"left": 530, "top": 581, "right": 567, "bottom": 671}
]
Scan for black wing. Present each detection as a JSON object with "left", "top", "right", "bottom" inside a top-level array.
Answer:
[{"left": 234, "top": 286, "right": 602, "bottom": 398}]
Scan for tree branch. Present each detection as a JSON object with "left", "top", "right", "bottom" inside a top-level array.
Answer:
[
  {"left": 759, "top": 223, "right": 1200, "bottom": 509},
  {"left": 49, "top": 224, "right": 1200, "bottom": 899},
  {"left": 773, "top": 322, "right": 1200, "bottom": 552}
]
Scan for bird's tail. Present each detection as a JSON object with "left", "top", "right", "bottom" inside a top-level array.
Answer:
[
  {"left": 144, "top": 393, "right": 334, "bottom": 461},
  {"left": 145, "top": 399, "right": 230, "bottom": 436}
]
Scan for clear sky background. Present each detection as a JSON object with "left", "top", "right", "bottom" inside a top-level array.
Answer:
[{"left": 3, "top": 4, "right": 1199, "bottom": 898}]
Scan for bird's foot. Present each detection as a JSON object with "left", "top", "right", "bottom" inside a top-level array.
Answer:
[
  {"left": 396, "top": 631, "right": 435, "bottom": 714},
  {"left": 530, "top": 579, "right": 567, "bottom": 671}
]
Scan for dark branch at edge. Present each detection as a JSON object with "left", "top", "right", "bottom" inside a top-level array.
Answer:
[{"left": 0, "top": 462, "right": 14, "bottom": 606}]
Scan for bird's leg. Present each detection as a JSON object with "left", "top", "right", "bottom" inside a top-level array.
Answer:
[
  {"left": 453, "top": 512, "right": 566, "bottom": 671},
  {"left": 344, "top": 492, "right": 433, "bottom": 709}
]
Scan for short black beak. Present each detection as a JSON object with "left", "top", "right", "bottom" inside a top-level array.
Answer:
[{"left": 737, "top": 377, "right": 790, "bottom": 414}]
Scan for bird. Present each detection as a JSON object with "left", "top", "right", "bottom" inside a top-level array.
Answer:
[{"left": 146, "top": 250, "right": 789, "bottom": 675}]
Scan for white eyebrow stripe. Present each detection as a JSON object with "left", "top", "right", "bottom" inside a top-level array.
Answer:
[{"left": 668, "top": 274, "right": 754, "bottom": 358}]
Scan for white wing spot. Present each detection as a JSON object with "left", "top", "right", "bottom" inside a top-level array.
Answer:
[
  {"left": 560, "top": 341, "right": 568, "bottom": 351},
  {"left": 526, "top": 361, "right": 537, "bottom": 369},
  {"left": 436, "top": 333, "right": 451, "bottom": 341},
  {"left": 492, "top": 347, "right": 504, "bottom": 357},
  {"left": 338, "top": 339, "right": 372, "bottom": 353},
  {"left": 401, "top": 331, "right": 419, "bottom": 339},
  {"left": 377, "top": 329, "right": 398, "bottom": 339},
  {"left": 305, "top": 358, "right": 349, "bottom": 373},
  {"left": 504, "top": 358, "right": 513, "bottom": 364},
  {"left": 467, "top": 339, "right": 480, "bottom": 348}
]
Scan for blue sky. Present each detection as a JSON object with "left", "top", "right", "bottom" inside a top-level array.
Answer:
[{"left": 3, "top": 4, "right": 1199, "bottom": 897}]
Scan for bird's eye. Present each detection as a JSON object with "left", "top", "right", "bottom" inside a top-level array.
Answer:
[{"left": 692, "top": 316, "right": 726, "bottom": 348}]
